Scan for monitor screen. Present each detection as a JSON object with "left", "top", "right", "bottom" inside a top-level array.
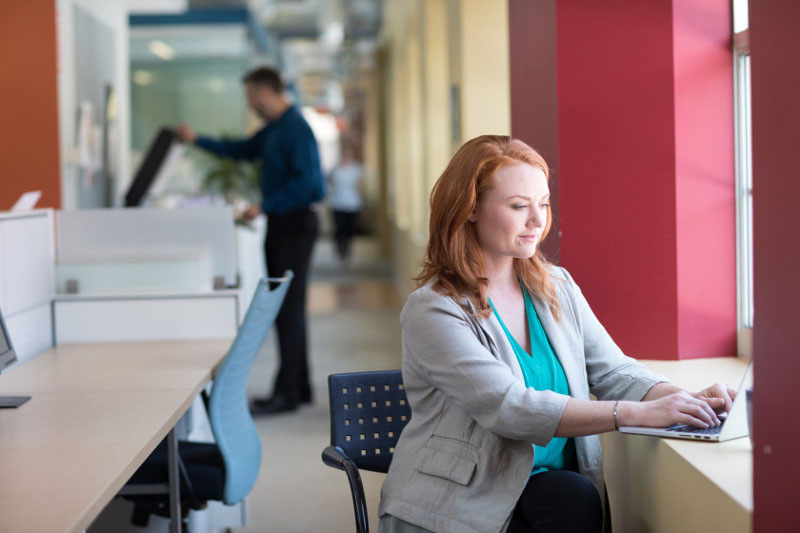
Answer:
[
  {"left": 124, "top": 128, "right": 183, "bottom": 207},
  {"left": 0, "top": 305, "right": 18, "bottom": 372}
]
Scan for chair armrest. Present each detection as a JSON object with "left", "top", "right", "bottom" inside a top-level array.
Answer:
[
  {"left": 322, "top": 445, "right": 350, "bottom": 470},
  {"left": 322, "top": 445, "right": 370, "bottom": 533}
]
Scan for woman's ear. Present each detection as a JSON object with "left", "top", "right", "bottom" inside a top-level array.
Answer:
[{"left": 467, "top": 210, "right": 477, "bottom": 222}]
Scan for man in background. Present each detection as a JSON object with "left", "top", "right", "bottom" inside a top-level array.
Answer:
[{"left": 177, "top": 66, "right": 325, "bottom": 415}]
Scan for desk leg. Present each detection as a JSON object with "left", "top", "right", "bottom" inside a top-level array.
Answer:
[{"left": 168, "top": 429, "right": 182, "bottom": 533}]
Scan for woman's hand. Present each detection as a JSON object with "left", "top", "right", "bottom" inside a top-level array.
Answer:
[
  {"left": 692, "top": 383, "right": 737, "bottom": 414},
  {"left": 620, "top": 391, "right": 723, "bottom": 429}
]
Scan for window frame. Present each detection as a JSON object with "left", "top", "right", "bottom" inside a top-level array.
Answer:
[{"left": 733, "top": 27, "right": 753, "bottom": 360}]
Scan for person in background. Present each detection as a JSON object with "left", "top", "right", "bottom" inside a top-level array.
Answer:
[
  {"left": 327, "top": 142, "right": 363, "bottom": 263},
  {"left": 377, "top": 135, "right": 736, "bottom": 532},
  {"left": 176, "top": 66, "right": 325, "bottom": 415}
]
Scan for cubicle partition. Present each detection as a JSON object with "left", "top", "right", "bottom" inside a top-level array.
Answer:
[
  {"left": 0, "top": 210, "right": 55, "bottom": 363},
  {"left": 52, "top": 207, "right": 240, "bottom": 343},
  {"left": 0, "top": 206, "right": 249, "bottom": 532}
]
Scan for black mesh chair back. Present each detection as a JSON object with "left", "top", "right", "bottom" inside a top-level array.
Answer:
[{"left": 322, "top": 370, "right": 411, "bottom": 532}]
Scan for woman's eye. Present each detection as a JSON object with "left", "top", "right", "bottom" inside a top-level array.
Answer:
[
  {"left": 540, "top": 203, "right": 550, "bottom": 208},
  {"left": 513, "top": 204, "right": 528, "bottom": 210}
]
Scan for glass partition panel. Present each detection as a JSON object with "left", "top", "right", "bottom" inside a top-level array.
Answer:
[{"left": 56, "top": 207, "right": 236, "bottom": 294}]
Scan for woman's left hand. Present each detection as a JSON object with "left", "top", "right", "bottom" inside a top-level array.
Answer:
[{"left": 693, "top": 383, "right": 737, "bottom": 414}]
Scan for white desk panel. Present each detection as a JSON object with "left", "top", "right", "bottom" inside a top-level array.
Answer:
[
  {"left": 4, "top": 303, "right": 53, "bottom": 362},
  {"left": 54, "top": 294, "right": 238, "bottom": 343},
  {"left": 1, "top": 213, "right": 54, "bottom": 315},
  {"left": 0, "top": 224, "right": 5, "bottom": 313}
]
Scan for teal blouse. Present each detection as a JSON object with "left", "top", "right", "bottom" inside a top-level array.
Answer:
[{"left": 489, "top": 287, "right": 576, "bottom": 475}]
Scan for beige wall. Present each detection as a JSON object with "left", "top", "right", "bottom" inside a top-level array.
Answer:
[{"left": 379, "top": 0, "right": 511, "bottom": 295}]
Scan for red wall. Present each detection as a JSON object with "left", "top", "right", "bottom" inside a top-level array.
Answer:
[
  {"left": 672, "top": 0, "right": 736, "bottom": 358},
  {"left": 0, "top": 3, "right": 61, "bottom": 210},
  {"left": 508, "top": 0, "right": 560, "bottom": 264},
  {"left": 554, "top": 0, "right": 735, "bottom": 359},
  {"left": 557, "top": 0, "right": 680, "bottom": 358},
  {"left": 750, "top": 2, "right": 800, "bottom": 529}
]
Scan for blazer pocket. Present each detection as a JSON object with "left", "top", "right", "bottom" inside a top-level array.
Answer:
[{"left": 415, "top": 436, "right": 479, "bottom": 486}]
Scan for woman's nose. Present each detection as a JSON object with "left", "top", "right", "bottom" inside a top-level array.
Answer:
[{"left": 529, "top": 209, "right": 545, "bottom": 228}]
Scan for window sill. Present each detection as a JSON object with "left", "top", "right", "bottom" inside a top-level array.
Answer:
[{"left": 601, "top": 357, "right": 751, "bottom": 532}]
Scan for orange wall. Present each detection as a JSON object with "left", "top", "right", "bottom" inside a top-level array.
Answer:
[{"left": 0, "top": 3, "right": 61, "bottom": 210}]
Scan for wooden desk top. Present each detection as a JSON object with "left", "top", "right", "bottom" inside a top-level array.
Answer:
[
  {"left": 0, "top": 339, "right": 232, "bottom": 394},
  {"left": 0, "top": 340, "right": 232, "bottom": 533}
]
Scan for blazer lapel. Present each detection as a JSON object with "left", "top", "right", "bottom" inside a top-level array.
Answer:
[
  {"left": 463, "top": 297, "right": 525, "bottom": 381},
  {"left": 531, "top": 297, "right": 586, "bottom": 396}
]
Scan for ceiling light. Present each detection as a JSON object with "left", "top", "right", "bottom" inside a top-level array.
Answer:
[
  {"left": 148, "top": 40, "right": 175, "bottom": 61},
  {"left": 320, "top": 22, "right": 344, "bottom": 50},
  {"left": 133, "top": 70, "right": 154, "bottom": 86}
]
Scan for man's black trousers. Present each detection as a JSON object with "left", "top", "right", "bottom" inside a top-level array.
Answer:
[{"left": 264, "top": 207, "right": 319, "bottom": 405}]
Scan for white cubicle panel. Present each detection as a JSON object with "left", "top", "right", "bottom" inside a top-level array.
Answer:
[
  {"left": 0, "top": 212, "right": 53, "bottom": 315},
  {"left": 0, "top": 210, "right": 55, "bottom": 362},
  {"left": 0, "top": 224, "right": 5, "bottom": 313},
  {"left": 5, "top": 304, "right": 53, "bottom": 363},
  {"left": 56, "top": 247, "right": 214, "bottom": 295},
  {"left": 53, "top": 292, "right": 239, "bottom": 343},
  {"left": 56, "top": 207, "right": 237, "bottom": 292}
]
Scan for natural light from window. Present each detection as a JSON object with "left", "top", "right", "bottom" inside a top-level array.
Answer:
[{"left": 733, "top": 0, "right": 752, "bottom": 357}]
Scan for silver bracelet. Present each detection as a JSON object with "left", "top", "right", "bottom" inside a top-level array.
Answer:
[{"left": 613, "top": 400, "right": 620, "bottom": 431}]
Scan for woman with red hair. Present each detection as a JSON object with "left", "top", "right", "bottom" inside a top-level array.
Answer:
[{"left": 378, "top": 135, "right": 735, "bottom": 532}]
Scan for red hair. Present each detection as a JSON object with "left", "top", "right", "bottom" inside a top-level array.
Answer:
[{"left": 416, "top": 135, "right": 561, "bottom": 320}]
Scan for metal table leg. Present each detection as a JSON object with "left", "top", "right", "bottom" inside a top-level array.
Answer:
[{"left": 168, "top": 428, "right": 182, "bottom": 533}]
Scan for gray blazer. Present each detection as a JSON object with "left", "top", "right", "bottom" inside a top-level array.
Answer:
[{"left": 377, "top": 266, "right": 669, "bottom": 533}]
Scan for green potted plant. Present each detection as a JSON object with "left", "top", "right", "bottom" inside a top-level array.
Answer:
[{"left": 187, "top": 135, "right": 260, "bottom": 205}]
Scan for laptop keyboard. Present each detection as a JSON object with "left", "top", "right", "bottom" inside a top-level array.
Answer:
[
  {"left": 665, "top": 414, "right": 727, "bottom": 435},
  {"left": 665, "top": 424, "right": 722, "bottom": 435}
]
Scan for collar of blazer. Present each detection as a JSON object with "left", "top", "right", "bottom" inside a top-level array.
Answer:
[
  {"left": 458, "top": 280, "right": 585, "bottom": 398},
  {"left": 452, "top": 291, "right": 523, "bottom": 382},
  {"left": 530, "top": 293, "right": 587, "bottom": 397}
]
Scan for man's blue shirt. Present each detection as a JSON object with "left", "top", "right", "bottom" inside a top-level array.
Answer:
[{"left": 195, "top": 105, "right": 325, "bottom": 215}]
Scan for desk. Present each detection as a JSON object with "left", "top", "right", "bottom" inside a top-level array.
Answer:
[
  {"left": 0, "top": 340, "right": 231, "bottom": 533},
  {"left": 602, "top": 357, "right": 752, "bottom": 533}
]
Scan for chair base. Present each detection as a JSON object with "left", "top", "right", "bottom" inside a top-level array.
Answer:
[{"left": 124, "top": 440, "right": 223, "bottom": 525}]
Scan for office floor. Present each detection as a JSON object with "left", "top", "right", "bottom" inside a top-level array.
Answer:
[{"left": 239, "top": 236, "right": 403, "bottom": 532}]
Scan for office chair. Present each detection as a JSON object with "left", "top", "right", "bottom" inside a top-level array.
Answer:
[
  {"left": 121, "top": 272, "right": 293, "bottom": 530},
  {"left": 321, "top": 370, "right": 411, "bottom": 533}
]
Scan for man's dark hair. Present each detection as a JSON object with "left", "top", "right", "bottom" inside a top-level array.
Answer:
[{"left": 242, "top": 67, "right": 284, "bottom": 93}]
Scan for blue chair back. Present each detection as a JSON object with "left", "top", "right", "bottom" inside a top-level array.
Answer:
[{"left": 208, "top": 272, "right": 292, "bottom": 504}]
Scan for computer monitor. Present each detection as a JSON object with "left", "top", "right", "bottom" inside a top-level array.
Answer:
[
  {"left": 0, "top": 304, "right": 31, "bottom": 408},
  {"left": 124, "top": 127, "right": 183, "bottom": 207}
]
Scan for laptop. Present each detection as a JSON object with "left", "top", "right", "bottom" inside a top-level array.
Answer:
[
  {"left": 618, "top": 363, "right": 752, "bottom": 442},
  {"left": 124, "top": 128, "right": 183, "bottom": 207}
]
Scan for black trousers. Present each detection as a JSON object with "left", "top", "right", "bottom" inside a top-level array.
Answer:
[
  {"left": 332, "top": 210, "right": 359, "bottom": 260},
  {"left": 264, "top": 207, "right": 319, "bottom": 405},
  {"left": 506, "top": 470, "right": 603, "bottom": 533}
]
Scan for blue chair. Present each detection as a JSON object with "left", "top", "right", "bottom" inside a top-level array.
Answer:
[
  {"left": 321, "top": 370, "right": 411, "bottom": 533},
  {"left": 123, "top": 272, "right": 293, "bottom": 529}
]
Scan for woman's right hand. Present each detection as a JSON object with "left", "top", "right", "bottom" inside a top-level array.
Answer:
[{"left": 621, "top": 391, "right": 724, "bottom": 429}]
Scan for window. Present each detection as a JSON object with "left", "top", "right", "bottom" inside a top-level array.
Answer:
[{"left": 733, "top": 0, "right": 752, "bottom": 358}]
